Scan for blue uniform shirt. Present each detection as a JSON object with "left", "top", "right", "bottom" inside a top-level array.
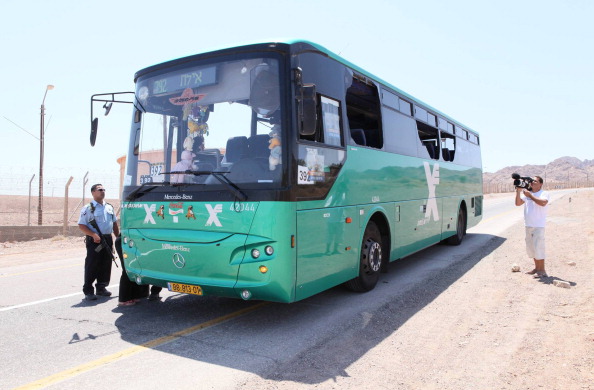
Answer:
[{"left": 78, "top": 200, "right": 117, "bottom": 234}]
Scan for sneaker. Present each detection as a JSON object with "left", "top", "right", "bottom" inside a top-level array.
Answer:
[
  {"left": 85, "top": 294, "right": 98, "bottom": 301},
  {"left": 96, "top": 289, "right": 112, "bottom": 297},
  {"left": 148, "top": 293, "right": 161, "bottom": 301}
]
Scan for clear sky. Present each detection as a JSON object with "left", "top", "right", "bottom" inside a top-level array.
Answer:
[{"left": 1, "top": 0, "right": 592, "bottom": 196}]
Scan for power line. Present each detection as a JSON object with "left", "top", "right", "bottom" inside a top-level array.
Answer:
[{"left": 3, "top": 116, "right": 39, "bottom": 140}]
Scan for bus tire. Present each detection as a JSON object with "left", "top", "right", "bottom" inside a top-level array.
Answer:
[
  {"left": 447, "top": 206, "right": 467, "bottom": 246},
  {"left": 345, "top": 221, "right": 383, "bottom": 292}
]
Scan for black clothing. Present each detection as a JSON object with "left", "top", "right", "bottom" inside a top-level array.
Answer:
[
  {"left": 83, "top": 235, "right": 113, "bottom": 295},
  {"left": 116, "top": 236, "right": 162, "bottom": 301}
]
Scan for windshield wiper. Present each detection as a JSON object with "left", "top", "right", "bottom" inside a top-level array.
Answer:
[
  {"left": 160, "top": 170, "right": 248, "bottom": 201},
  {"left": 209, "top": 171, "right": 247, "bottom": 201},
  {"left": 125, "top": 181, "right": 169, "bottom": 201}
]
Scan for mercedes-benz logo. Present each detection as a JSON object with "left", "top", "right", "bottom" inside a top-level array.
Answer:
[{"left": 172, "top": 253, "right": 185, "bottom": 268}]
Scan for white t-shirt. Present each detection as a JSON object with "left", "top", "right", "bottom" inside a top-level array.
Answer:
[{"left": 521, "top": 190, "right": 549, "bottom": 228}]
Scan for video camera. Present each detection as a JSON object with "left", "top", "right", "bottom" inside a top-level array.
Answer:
[{"left": 512, "top": 173, "right": 534, "bottom": 191}]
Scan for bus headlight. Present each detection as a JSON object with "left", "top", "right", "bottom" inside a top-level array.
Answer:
[
  {"left": 251, "top": 249, "right": 260, "bottom": 259},
  {"left": 128, "top": 239, "right": 135, "bottom": 248},
  {"left": 264, "top": 245, "right": 274, "bottom": 256}
]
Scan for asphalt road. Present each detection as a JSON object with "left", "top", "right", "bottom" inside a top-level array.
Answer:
[{"left": 0, "top": 190, "right": 574, "bottom": 389}]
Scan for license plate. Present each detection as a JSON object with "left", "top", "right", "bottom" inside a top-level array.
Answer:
[{"left": 167, "top": 282, "right": 203, "bottom": 296}]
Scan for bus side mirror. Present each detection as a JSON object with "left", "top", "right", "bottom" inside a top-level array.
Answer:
[
  {"left": 299, "top": 84, "right": 317, "bottom": 136},
  {"left": 90, "top": 118, "right": 98, "bottom": 146},
  {"left": 134, "top": 108, "right": 142, "bottom": 123}
]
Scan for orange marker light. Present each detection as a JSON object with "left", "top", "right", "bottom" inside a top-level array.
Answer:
[
  {"left": 345, "top": 217, "right": 352, "bottom": 223},
  {"left": 259, "top": 265, "right": 268, "bottom": 273}
]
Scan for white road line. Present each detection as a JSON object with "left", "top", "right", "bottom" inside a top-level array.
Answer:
[{"left": 0, "top": 284, "right": 120, "bottom": 312}]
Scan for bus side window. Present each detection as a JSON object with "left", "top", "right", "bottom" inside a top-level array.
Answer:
[
  {"left": 320, "top": 96, "right": 343, "bottom": 147},
  {"left": 380, "top": 107, "right": 418, "bottom": 157},
  {"left": 345, "top": 76, "right": 383, "bottom": 149},
  {"left": 416, "top": 121, "right": 439, "bottom": 160},
  {"left": 299, "top": 95, "right": 344, "bottom": 148},
  {"left": 440, "top": 131, "right": 456, "bottom": 162},
  {"left": 423, "top": 141, "right": 437, "bottom": 159},
  {"left": 351, "top": 129, "right": 367, "bottom": 146}
]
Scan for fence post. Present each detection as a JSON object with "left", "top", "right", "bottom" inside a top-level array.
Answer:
[
  {"left": 28, "top": 173, "right": 36, "bottom": 226},
  {"left": 82, "top": 171, "right": 89, "bottom": 207},
  {"left": 63, "top": 176, "right": 74, "bottom": 236}
]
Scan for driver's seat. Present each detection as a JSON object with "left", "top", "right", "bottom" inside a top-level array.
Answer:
[{"left": 225, "top": 136, "right": 248, "bottom": 163}]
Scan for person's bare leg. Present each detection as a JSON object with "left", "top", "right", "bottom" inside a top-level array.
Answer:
[{"left": 533, "top": 259, "right": 547, "bottom": 277}]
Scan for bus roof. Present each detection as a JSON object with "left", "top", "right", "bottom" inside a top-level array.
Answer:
[
  {"left": 285, "top": 40, "right": 477, "bottom": 136},
  {"left": 135, "top": 39, "right": 477, "bottom": 136}
]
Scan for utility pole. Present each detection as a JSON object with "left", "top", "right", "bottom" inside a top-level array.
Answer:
[{"left": 38, "top": 84, "right": 54, "bottom": 225}]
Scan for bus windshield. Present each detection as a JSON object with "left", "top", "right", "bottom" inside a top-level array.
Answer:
[{"left": 124, "top": 57, "right": 284, "bottom": 189}]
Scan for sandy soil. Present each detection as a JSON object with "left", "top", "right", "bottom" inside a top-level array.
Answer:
[
  {"left": 1, "top": 192, "right": 593, "bottom": 389},
  {"left": 239, "top": 190, "right": 594, "bottom": 389},
  {"left": 0, "top": 235, "right": 85, "bottom": 266}
]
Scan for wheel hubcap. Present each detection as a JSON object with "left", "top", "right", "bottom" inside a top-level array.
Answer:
[{"left": 366, "top": 240, "right": 382, "bottom": 272}]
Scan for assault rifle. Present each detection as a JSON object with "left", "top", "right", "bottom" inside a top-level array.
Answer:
[{"left": 87, "top": 209, "right": 118, "bottom": 268}]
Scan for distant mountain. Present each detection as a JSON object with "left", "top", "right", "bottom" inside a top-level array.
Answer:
[{"left": 483, "top": 157, "right": 594, "bottom": 191}]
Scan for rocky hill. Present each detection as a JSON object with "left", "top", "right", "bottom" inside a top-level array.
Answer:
[{"left": 483, "top": 156, "right": 594, "bottom": 193}]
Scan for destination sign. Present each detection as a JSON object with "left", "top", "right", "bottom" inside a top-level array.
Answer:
[{"left": 150, "top": 65, "right": 218, "bottom": 95}]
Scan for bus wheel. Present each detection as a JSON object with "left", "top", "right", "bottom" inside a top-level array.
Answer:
[
  {"left": 447, "top": 206, "right": 467, "bottom": 246},
  {"left": 345, "top": 221, "right": 383, "bottom": 292}
]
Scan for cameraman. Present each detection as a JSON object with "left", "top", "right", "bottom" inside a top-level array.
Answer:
[{"left": 514, "top": 176, "right": 550, "bottom": 278}]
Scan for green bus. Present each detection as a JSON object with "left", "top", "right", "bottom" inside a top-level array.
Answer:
[{"left": 91, "top": 40, "right": 482, "bottom": 303}]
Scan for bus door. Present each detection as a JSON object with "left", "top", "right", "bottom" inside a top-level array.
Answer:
[{"left": 296, "top": 206, "right": 359, "bottom": 300}]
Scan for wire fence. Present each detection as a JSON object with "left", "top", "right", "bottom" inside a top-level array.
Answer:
[{"left": 0, "top": 167, "right": 121, "bottom": 227}]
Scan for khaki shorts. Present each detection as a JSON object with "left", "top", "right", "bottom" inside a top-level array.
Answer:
[{"left": 525, "top": 227, "right": 545, "bottom": 259}]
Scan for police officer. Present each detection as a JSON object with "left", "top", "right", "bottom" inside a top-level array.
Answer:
[{"left": 78, "top": 183, "right": 120, "bottom": 301}]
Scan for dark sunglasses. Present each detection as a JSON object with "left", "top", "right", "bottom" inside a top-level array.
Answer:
[{"left": 94, "top": 189, "right": 106, "bottom": 192}]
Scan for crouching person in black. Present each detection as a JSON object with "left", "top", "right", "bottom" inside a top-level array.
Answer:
[{"left": 115, "top": 236, "right": 162, "bottom": 307}]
